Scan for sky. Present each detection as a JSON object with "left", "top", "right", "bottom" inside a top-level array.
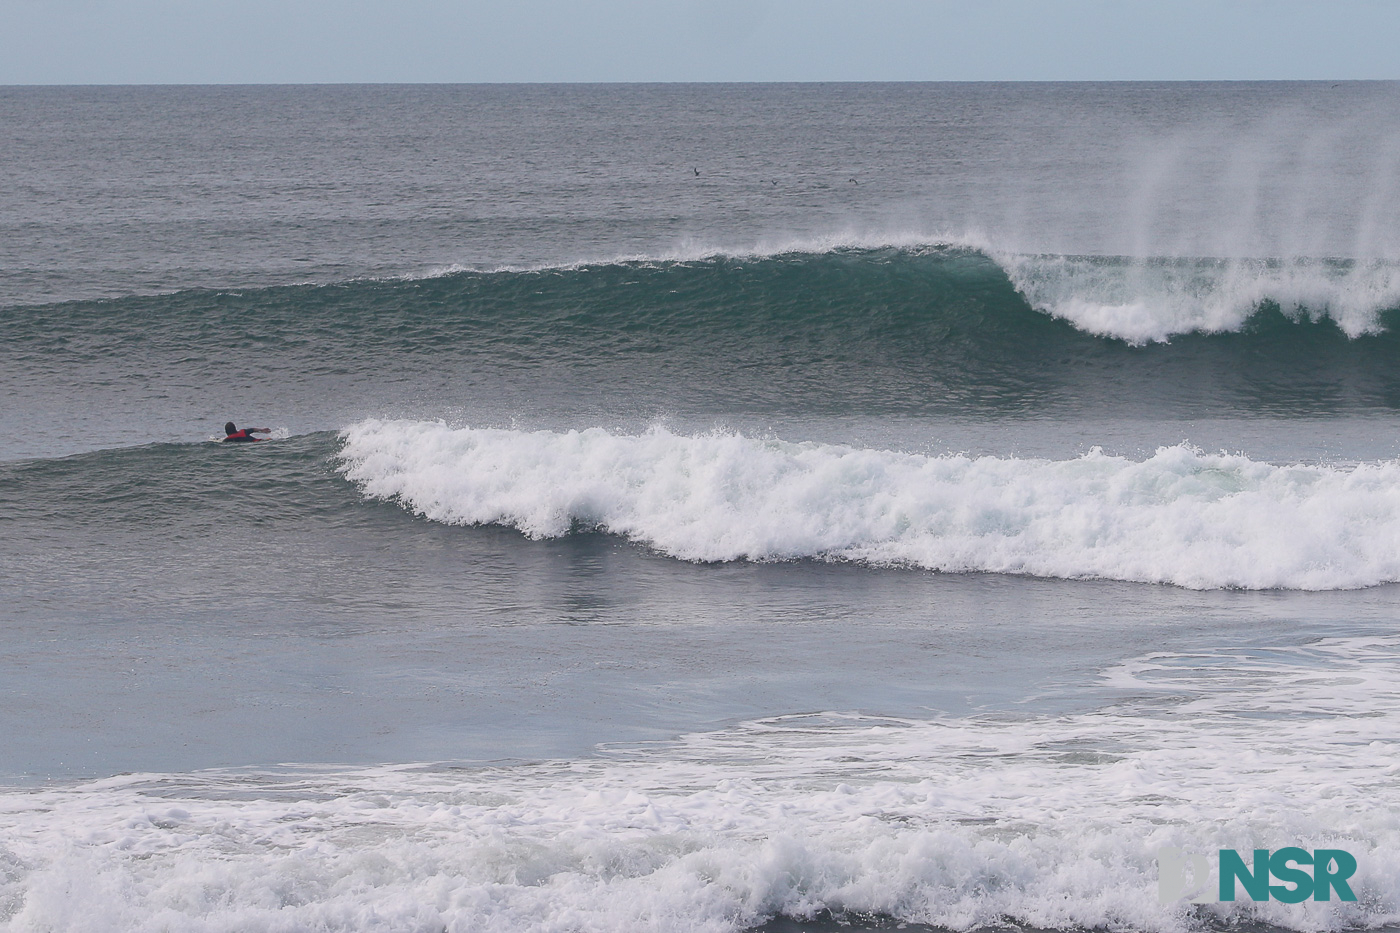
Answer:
[{"left": 1, "top": 0, "right": 1397, "bottom": 85}]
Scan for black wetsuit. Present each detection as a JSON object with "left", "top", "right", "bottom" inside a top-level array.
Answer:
[{"left": 223, "top": 429, "right": 261, "bottom": 443}]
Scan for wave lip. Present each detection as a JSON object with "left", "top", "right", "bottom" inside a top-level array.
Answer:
[
  {"left": 396, "top": 241, "right": 1400, "bottom": 346},
  {"left": 379, "top": 236, "right": 1400, "bottom": 347},
  {"left": 338, "top": 420, "right": 1400, "bottom": 591},
  {"left": 401, "top": 231, "right": 993, "bottom": 278},
  {"left": 999, "top": 253, "right": 1400, "bottom": 344}
]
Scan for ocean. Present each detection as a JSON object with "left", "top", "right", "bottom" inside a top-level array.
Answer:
[{"left": 2, "top": 82, "right": 1400, "bottom": 932}]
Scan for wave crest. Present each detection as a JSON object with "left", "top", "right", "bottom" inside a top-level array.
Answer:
[
  {"left": 1001, "top": 253, "right": 1400, "bottom": 343},
  {"left": 338, "top": 421, "right": 1400, "bottom": 590},
  {"left": 409, "top": 239, "right": 1400, "bottom": 345}
]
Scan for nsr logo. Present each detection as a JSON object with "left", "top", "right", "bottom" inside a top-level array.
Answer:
[{"left": 1158, "top": 848, "right": 1358, "bottom": 904}]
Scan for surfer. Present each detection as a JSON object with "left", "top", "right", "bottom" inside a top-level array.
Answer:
[{"left": 222, "top": 422, "right": 271, "bottom": 443}]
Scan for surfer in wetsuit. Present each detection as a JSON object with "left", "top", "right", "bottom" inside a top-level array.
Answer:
[{"left": 222, "top": 422, "right": 271, "bottom": 443}]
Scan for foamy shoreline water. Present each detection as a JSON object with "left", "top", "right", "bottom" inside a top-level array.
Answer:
[{"left": 3, "top": 638, "right": 1395, "bottom": 933}]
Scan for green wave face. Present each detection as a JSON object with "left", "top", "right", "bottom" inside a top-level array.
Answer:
[{"left": 6, "top": 247, "right": 1400, "bottom": 438}]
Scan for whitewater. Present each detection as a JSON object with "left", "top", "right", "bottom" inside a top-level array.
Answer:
[
  {"left": 340, "top": 421, "right": 1400, "bottom": 590},
  {"left": 3, "top": 637, "right": 1397, "bottom": 932},
  {"left": 997, "top": 253, "right": 1400, "bottom": 343}
]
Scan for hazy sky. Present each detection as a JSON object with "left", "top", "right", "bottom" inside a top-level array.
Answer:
[{"left": 2, "top": 0, "right": 1397, "bottom": 85}]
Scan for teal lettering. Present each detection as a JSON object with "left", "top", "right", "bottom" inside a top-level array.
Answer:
[
  {"left": 1269, "top": 848, "right": 1314, "bottom": 903},
  {"left": 1313, "top": 849, "right": 1358, "bottom": 902},
  {"left": 1219, "top": 849, "right": 1270, "bottom": 902}
]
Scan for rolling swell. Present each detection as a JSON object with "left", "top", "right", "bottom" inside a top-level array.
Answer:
[
  {"left": 0, "top": 434, "right": 352, "bottom": 530},
  {"left": 0, "top": 433, "right": 485, "bottom": 619},
  {"left": 7, "top": 247, "right": 1400, "bottom": 418}
]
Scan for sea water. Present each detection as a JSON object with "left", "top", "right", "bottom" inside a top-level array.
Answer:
[{"left": 2, "top": 82, "right": 1400, "bottom": 932}]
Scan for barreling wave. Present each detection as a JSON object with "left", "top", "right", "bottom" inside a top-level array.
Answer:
[
  {"left": 11, "top": 243, "right": 1400, "bottom": 346},
  {"left": 9, "top": 245, "right": 1400, "bottom": 422},
  {"left": 339, "top": 420, "right": 1400, "bottom": 591},
  {"left": 416, "top": 237, "right": 1400, "bottom": 345}
]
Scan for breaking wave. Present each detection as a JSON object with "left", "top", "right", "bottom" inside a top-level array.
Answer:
[
  {"left": 1001, "top": 251, "right": 1400, "bottom": 343},
  {"left": 338, "top": 420, "right": 1400, "bottom": 590}
]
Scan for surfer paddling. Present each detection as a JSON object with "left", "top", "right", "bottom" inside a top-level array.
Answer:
[{"left": 222, "top": 422, "right": 271, "bottom": 443}]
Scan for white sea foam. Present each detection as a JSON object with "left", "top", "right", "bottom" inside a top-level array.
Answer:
[
  {"left": 998, "top": 253, "right": 1400, "bottom": 344},
  {"left": 338, "top": 421, "right": 1400, "bottom": 591},
  {"left": 3, "top": 637, "right": 1398, "bottom": 932}
]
